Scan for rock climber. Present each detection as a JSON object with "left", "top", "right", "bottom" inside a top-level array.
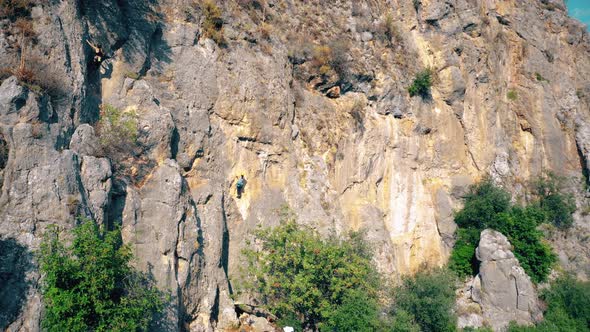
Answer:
[
  {"left": 86, "top": 40, "right": 106, "bottom": 68},
  {"left": 236, "top": 175, "right": 246, "bottom": 199}
]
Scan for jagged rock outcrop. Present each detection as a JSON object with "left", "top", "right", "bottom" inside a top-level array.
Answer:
[
  {"left": 457, "top": 229, "right": 542, "bottom": 331},
  {"left": 0, "top": 0, "right": 589, "bottom": 330}
]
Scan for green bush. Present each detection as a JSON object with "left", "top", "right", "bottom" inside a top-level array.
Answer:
[
  {"left": 387, "top": 310, "right": 421, "bottom": 332},
  {"left": 39, "top": 218, "right": 165, "bottom": 332},
  {"left": 449, "top": 178, "right": 558, "bottom": 283},
  {"left": 490, "top": 207, "right": 555, "bottom": 283},
  {"left": 542, "top": 275, "right": 590, "bottom": 330},
  {"left": 535, "top": 72, "right": 549, "bottom": 82},
  {"left": 455, "top": 178, "right": 511, "bottom": 229},
  {"left": 408, "top": 68, "right": 432, "bottom": 98},
  {"left": 324, "top": 289, "right": 381, "bottom": 332},
  {"left": 507, "top": 90, "right": 518, "bottom": 101},
  {"left": 243, "top": 220, "right": 380, "bottom": 331},
  {"left": 532, "top": 172, "right": 576, "bottom": 229},
  {"left": 508, "top": 276, "right": 590, "bottom": 331},
  {"left": 448, "top": 228, "right": 480, "bottom": 278},
  {"left": 393, "top": 268, "right": 457, "bottom": 332}
]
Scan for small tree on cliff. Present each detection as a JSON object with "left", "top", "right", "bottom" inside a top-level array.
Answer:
[
  {"left": 242, "top": 212, "right": 381, "bottom": 331},
  {"left": 39, "top": 218, "right": 165, "bottom": 332}
]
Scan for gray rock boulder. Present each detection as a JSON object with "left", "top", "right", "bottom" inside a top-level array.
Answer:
[
  {"left": 472, "top": 229, "right": 543, "bottom": 331},
  {"left": 79, "top": 156, "right": 112, "bottom": 226},
  {"left": 70, "top": 124, "right": 101, "bottom": 157},
  {"left": 121, "top": 159, "right": 237, "bottom": 331}
]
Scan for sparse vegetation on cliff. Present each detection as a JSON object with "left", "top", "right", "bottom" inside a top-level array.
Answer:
[
  {"left": 311, "top": 41, "right": 350, "bottom": 80},
  {"left": 96, "top": 104, "right": 139, "bottom": 157},
  {"left": 201, "top": 0, "right": 225, "bottom": 46},
  {"left": 39, "top": 218, "right": 166, "bottom": 332},
  {"left": 408, "top": 68, "right": 433, "bottom": 98},
  {"left": 507, "top": 90, "right": 518, "bottom": 101},
  {"left": 0, "top": 0, "right": 31, "bottom": 21}
]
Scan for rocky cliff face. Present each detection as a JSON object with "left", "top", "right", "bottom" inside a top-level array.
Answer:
[{"left": 0, "top": 0, "right": 589, "bottom": 330}]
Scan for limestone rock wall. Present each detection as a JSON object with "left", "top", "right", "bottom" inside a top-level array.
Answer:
[{"left": 0, "top": 0, "right": 589, "bottom": 330}]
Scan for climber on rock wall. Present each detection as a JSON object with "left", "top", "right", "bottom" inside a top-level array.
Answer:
[
  {"left": 236, "top": 175, "right": 246, "bottom": 199},
  {"left": 86, "top": 40, "right": 106, "bottom": 68}
]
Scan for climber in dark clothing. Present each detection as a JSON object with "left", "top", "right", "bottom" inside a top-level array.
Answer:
[
  {"left": 86, "top": 40, "right": 106, "bottom": 68},
  {"left": 236, "top": 175, "right": 246, "bottom": 199}
]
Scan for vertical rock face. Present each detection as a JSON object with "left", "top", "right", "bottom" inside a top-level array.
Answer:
[
  {"left": 458, "top": 229, "right": 542, "bottom": 331},
  {"left": 0, "top": 0, "right": 589, "bottom": 330}
]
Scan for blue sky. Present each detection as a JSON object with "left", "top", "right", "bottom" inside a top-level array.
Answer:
[{"left": 567, "top": 0, "right": 590, "bottom": 30}]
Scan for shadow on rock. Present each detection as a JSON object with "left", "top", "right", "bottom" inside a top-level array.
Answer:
[
  {"left": 80, "top": 0, "right": 173, "bottom": 123},
  {"left": 0, "top": 238, "right": 33, "bottom": 330}
]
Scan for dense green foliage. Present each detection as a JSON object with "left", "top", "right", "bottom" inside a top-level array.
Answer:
[
  {"left": 532, "top": 172, "right": 576, "bottom": 229},
  {"left": 408, "top": 69, "right": 433, "bottom": 98},
  {"left": 488, "top": 206, "right": 554, "bottom": 283},
  {"left": 392, "top": 268, "right": 457, "bottom": 332},
  {"left": 244, "top": 222, "right": 381, "bottom": 330},
  {"left": 244, "top": 216, "right": 463, "bottom": 331},
  {"left": 449, "top": 178, "right": 559, "bottom": 283},
  {"left": 324, "top": 289, "right": 381, "bottom": 332},
  {"left": 448, "top": 228, "right": 479, "bottom": 277},
  {"left": 243, "top": 220, "right": 381, "bottom": 331},
  {"left": 454, "top": 179, "right": 511, "bottom": 230},
  {"left": 508, "top": 275, "right": 590, "bottom": 331},
  {"left": 387, "top": 310, "right": 421, "bottom": 332},
  {"left": 240, "top": 204, "right": 484, "bottom": 331},
  {"left": 39, "top": 218, "right": 165, "bottom": 332}
]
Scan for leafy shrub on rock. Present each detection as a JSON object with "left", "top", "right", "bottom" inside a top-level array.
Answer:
[
  {"left": 448, "top": 228, "right": 480, "bottom": 277},
  {"left": 532, "top": 172, "right": 576, "bottom": 229},
  {"left": 393, "top": 268, "right": 457, "bottom": 332},
  {"left": 450, "top": 178, "right": 559, "bottom": 283},
  {"left": 324, "top": 289, "right": 381, "bottom": 332},
  {"left": 488, "top": 206, "right": 555, "bottom": 283},
  {"left": 454, "top": 178, "right": 511, "bottom": 230},
  {"left": 408, "top": 68, "right": 433, "bottom": 98},
  {"left": 39, "top": 218, "right": 165, "bottom": 332}
]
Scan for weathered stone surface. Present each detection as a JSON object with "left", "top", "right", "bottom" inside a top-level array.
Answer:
[
  {"left": 238, "top": 313, "right": 276, "bottom": 332},
  {"left": 121, "top": 160, "right": 237, "bottom": 331},
  {"left": 465, "top": 230, "right": 543, "bottom": 331},
  {"left": 79, "top": 156, "right": 112, "bottom": 225},
  {"left": 1, "top": 0, "right": 590, "bottom": 330},
  {"left": 70, "top": 124, "right": 100, "bottom": 157}
]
